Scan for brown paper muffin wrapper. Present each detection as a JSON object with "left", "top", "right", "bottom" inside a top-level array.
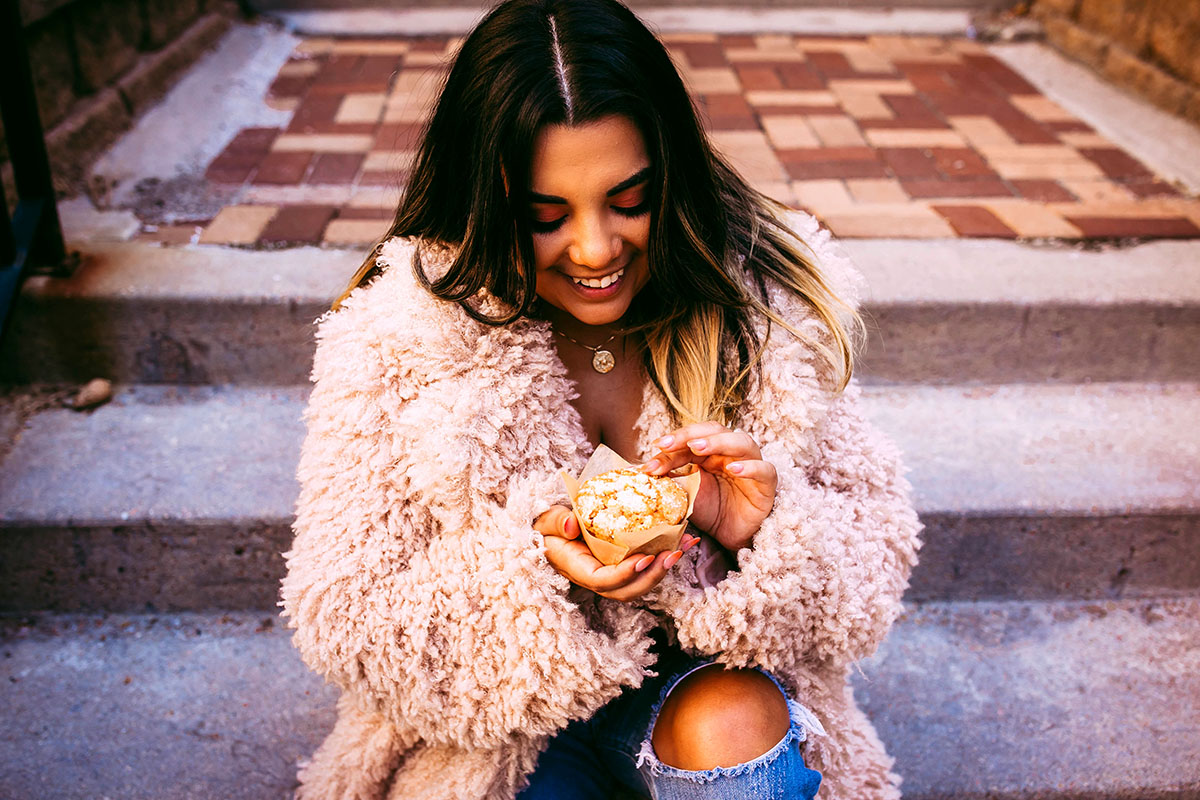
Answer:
[{"left": 560, "top": 444, "right": 702, "bottom": 566}]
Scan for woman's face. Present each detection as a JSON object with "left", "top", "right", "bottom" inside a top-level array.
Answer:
[{"left": 527, "top": 115, "right": 652, "bottom": 328}]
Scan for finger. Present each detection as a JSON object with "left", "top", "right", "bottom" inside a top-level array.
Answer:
[
  {"left": 724, "top": 458, "right": 777, "bottom": 486},
  {"left": 649, "top": 422, "right": 728, "bottom": 456},
  {"left": 645, "top": 430, "right": 760, "bottom": 475},
  {"left": 599, "top": 549, "right": 684, "bottom": 601},
  {"left": 533, "top": 506, "right": 580, "bottom": 540}
]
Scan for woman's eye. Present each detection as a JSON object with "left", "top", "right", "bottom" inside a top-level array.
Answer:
[{"left": 530, "top": 216, "right": 566, "bottom": 234}]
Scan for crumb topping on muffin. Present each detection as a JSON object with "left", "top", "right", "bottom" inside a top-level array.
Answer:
[{"left": 574, "top": 468, "right": 689, "bottom": 542}]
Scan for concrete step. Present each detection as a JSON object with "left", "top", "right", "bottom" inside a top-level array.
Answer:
[
  {"left": 3, "top": 237, "right": 1198, "bottom": 386},
  {"left": 1, "top": 598, "right": 1196, "bottom": 799},
  {"left": 1, "top": 382, "right": 1197, "bottom": 611}
]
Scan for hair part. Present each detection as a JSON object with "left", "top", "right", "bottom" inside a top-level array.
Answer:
[{"left": 335, "top": 0, "right": 861, "bottom": 423}]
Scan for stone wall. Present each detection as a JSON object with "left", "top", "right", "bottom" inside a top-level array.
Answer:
[
  {"left": 3, "top": 0, "right": 237, "bottom": 196},
  {"left": 1032, "top": 0, "right": 1200, "bottom": 123}
]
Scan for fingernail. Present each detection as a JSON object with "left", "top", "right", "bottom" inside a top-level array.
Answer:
[
  {"left": 642, "top": 459, "right": 661, "bottom": 473},
  {"left": 655, "top": 435, "right": 674, "bottom": 449},
  {"left": 682, "top": 537, "right": 698, "bottom": 552},
  {"left": 727, "top": 462, "right": 744, "bottom": 474},
  {"left": 688, "top": 439, "right": 707, "bottom": 452},
  {"left": 635, "top": 555, "right": 655, "bottom": 572},
  {"left": 664, "top": 551, "right": 683, "bottom": 569}
]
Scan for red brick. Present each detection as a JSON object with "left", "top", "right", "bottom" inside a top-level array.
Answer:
[
  {"left": 992, "top": 114, "right": 1060, "bottom": 145},
  {"left": 269, "top": 74, "right": 314, "bottom": 98},
  {"left": 933, "top": 205, "right": 1019, "bottom": 237},
  {"left": 1044, "top": 120, "right": 1094, "bottom": 133},
  {"left": 754, "top": 105, "right": 842, "bottom": 117},
  {"left": 706, "top": 114, "right": 761, "bottom": 131},
  {"left": 677, "top": 42, "right": 727, "bottom": 68},
  {"left": 777, "top": 63, "right": 825, "bottom": 90},
  {"left": 878, "top": 147, "right": 940, "bottom": 178},
  {"left": 961, "top": 54, "right": 1040, "bottom": 94},
  {"left": 252, "top": 151, "right": 314, "bottom": 185},
  {"left": 703, "top": 94, "right": 753, "bottom": 116},
  {"left": 776, "top": 147, "right": 878, "bottom": 163},
  {"left": 313, "top": 54, "right": 401, "bottom": 91},
  {"left": 931, "top": 147, "right": 996, "bottom": 178},
  {"left": 307, "top": 152, "right": 364, "bottom": 184},
  {"left": 1123, "top": 178, "right": 1181, "bottom": 198},
  {"left": 408, "top": 36, "right": 449, "bottom": 52},
  {"left": 225, "top": 127, "right": 280, "bottom": 154},
  {"left": 288, "top": 121, "right": 377, "bottom": 135},
  {"left": 858, "top": 118, "right": 952, "bottom": 130},
  {"left": 784, "top": 160, "right": 888, "bottom": 180},
  {"left": 923, "top": 90, "right": 1015, "bottom": 117},
  {"left": 895, "top": 62, "right": 955, "bottom": 93},
  {"left": 735, "top": 65, "right": 784, "bottom": 91},
  {"left": 1064, "top": 216, "right": 1200, "bottom": 238},
  {"left": 336, "top": 206, "right": 395, "bottom": 220},
  {"left": 287, "top": 93, "right": 343, "bottom": 133},
  {"left": 939, "top": 64, "right": 1003, "bottom": 95},
  {"left": 374, "top": 122, "right": 425, "bottom": 151},
  {"left": 883, "top": 94, "right": 941, "bottom": 123},
  {"left": 205, "top": 162, "right": 254, "bottom": 184},
  {"left": 902, "top": 178, "right": 1013, "bottom": 198},
  {"left": 1078, "top": 148, "right": 1155, "bottom": 180},
  {"left": 719, "top": 34, "right": 757, "bottom": 48},
  {"left": 258, "top": 205, "right": 337, "bottom": 245},
  {"left": 358, "top": 170, "right": 403, "bottom": 186},
  {"left": 806, "top": 51, "right": 858, "bottom": 78},
  {"left": 1011, "top": 179, "right": 1077, "bottom": 202}
]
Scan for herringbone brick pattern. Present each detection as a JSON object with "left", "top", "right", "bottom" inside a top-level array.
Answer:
[{"left": 144, "top": 33, "right": 1200, "bottom": 246}]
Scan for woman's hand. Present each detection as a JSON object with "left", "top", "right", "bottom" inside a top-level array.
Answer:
[
  {"left": 642, "top": 423, "right": 777, "bottom": 552},
  {"left": 533, "top": 506, "right": 700, "bottom": 602}
]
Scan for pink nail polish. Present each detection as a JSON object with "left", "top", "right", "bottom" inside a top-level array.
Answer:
[
  {"left": 636, "top": 555, "right": 655, "bottom": 572},
  {"left": 664, "top": 551, "right": 682, "bottom": 569},
  {"left": 656, "top": 435, "right": 674, "bottom": 449},
  {"left": 727, "top": 462, "right": 744, "bottom": 474},
  {"left": 688, "top": 439, "right": 707, "bottom": 452}
]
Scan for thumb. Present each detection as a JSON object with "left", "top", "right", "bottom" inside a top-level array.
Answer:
[{"left": 534, "top": 505, "right": 580, "bottom": 540}]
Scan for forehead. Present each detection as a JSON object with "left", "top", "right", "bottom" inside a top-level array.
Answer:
[{"left": 529, "top": 116, "right": 649, "bottom": 192}]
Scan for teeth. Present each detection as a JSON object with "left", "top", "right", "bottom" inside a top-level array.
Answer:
[{"left": 574, "top": 269, "right": 624, "bottom": 289}]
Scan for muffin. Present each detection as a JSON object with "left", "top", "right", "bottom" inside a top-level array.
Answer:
[{"left": 573, "top": 468, "right": 690, "bottom": 543}]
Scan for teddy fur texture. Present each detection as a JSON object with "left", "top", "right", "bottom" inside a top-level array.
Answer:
[{"left": 281, "top": 210, "right": 922, "bottom": 800}]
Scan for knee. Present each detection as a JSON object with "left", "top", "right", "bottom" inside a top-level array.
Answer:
[{"left": 650, "top": 665, "right": 791, "bottom": 771}]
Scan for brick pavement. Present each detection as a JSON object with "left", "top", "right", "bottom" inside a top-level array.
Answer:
[{"left": 145, "top": 33, "right": 1200, "bottom": 246}]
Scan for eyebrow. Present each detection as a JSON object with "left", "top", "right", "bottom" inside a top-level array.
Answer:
[{"left": 529, "top": 166, "right": 652, "bottom": 204}]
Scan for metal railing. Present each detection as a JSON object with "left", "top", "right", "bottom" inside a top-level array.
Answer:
[{"left": 1, "top": 0, "right": 73, "bottom": 348}]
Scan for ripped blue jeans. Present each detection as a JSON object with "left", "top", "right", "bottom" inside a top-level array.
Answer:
[{"left": 516, "top": 645, "right": 824, "bottom": 800}]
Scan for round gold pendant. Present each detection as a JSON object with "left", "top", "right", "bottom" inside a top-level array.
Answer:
[{"left": 591, "top": 349, "right": 616, "bottom": 373}]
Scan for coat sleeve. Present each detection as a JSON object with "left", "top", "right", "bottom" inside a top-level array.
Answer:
[
  {"left": 647, "top": 382, "right": 921, "bottom": 672},
  {"left": 280, "top": 294, "right": 656, "bottom": 751}
]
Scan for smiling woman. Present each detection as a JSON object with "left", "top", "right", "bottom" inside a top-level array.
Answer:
[{"left": 283, "top": 1, "right": 922, "bottom": 799}]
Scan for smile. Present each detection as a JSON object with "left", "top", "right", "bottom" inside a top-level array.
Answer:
[{"left": 571, "top": 268, "right": 625, "bottom": 289}]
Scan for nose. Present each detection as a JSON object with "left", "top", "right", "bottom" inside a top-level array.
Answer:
[{"left": 567, "top": 213, "right": 621, "bottom": 270}]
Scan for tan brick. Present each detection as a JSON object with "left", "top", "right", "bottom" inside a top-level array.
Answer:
[
  {"left": 974, "top": 144, "right": 1084, "bottom": 162},
  {"left": 266, "top": 96, "right": 300, "bottom": 113},
  {"left": 1050, "top": 197, "right": 1200, "bottom": 219},
  {"left": 792, "top": 180, "right": 854, "bottom": 214},
  {"left": 1009, "top": 94, "right": 1078, "bottom": 123},
  {"left": 1059, "top": 179, "right": 1137, "bottom": 203},
  {"left": 347, "top": 186, "right": 403, "bottom": 210},
  {"left": 294, "top": 38, "right": 335, "bottom": 57},
  {"left": 822, "top": 203, "right": 957, "bottom": 238},
  {"left": 323, "top": 218, "right": 392, "bottom": 245},
  {"left": 278, "top": 60, "right": 320, "bottom": 77},
  {"left": 754, "top": 34, "right": 798, "bottom": 52},
  {"left": 745, "top": 90, "right": 837, "bottom": 107},
  {"left": 948, "top": 116, "right": 1018, "bottom": 148},
  {"left": 806, "top": 115, "right": 867, "bottom": 147},
  {"left": 199, "top": 205, "right": 278, "bottom": 245},
  {"left": 660, "top": 32, "right": 719, "bottom": 43},
  {"left": 1058, "top": 131, "right": 1115, "bottom": 148},
  {"left": 990, "top": 159, "right": 1105, "bottom": 179},
  {"left": 330, "top": 40, "right": 409, "bottom": 55},
  {"left": 828, "top": 79, "right": 915, "bottom": 95},
  {"left": 336, "top": 93, "right": 386, "bottom": 124},
  {"left": 864, "top": 129, "right": 967, "bottom": 148},
  {"left": 682, "top": 67, "right": 741, "bottom": 95},
  {"left": 836, "top": 91, "right": 894, "bottom": 120},
  {"left": 405, "top": 51, "right": 451, "bottom": 67},
  {"left": 273, "top": 134, "right": 374, "bottom": 153},
  {"left": 752, "top": 180, "right": 798, "bottom": 206},
  {"left": 243, "top": 185, "right": 355, "bottom": 205},
  {"left": 841, "top": 45, "right": 895, "bottom": 74},
  {"left": 846, "top": 178, "right": 908, "bottom": 204},
  {"left": 761, "top": 116, "right": 820, "bottom": 149},
  {"left": 982, "top": 199, "right": 1083, "bottom": 238},
  {"left": 709, "top": 131, "right": 787, "bottom": 183},
  {"left": 727, "top": 48, "right": 808, "bottom": 63},
  {"left": 863, "top": 35, "right": 962, "bottom": 64},
  {"left": 362, "top": 150, "right": 415, "bottom": 171}
]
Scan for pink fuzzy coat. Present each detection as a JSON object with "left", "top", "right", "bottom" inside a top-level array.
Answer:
[{"left": 281, "top": 211, "right": 922, "bottom": 800}]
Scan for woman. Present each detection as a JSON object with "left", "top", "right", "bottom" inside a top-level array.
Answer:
[{"left": 281, "top": 0, "right": 921, "bottom": 797}]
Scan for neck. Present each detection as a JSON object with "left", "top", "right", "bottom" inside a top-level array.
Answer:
[{"left": 541, "top": 304, "right": 624, "bottom": 346}]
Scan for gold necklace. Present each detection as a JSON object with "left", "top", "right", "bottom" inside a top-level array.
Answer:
[{"left": 554, "top": 329, "right": 619, "bottom": 373}]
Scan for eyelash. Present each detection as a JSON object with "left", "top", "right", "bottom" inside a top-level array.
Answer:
[{"left": 529, "top": 198, "right": 651, "bottom": 235}]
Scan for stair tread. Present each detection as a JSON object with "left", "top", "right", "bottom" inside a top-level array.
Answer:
[
  {"left": 1, "top": 599, "right": 1196, "bottom": 799},
  {"left": 3, "top": 383, "right": 1198, "bottom": 524}
]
